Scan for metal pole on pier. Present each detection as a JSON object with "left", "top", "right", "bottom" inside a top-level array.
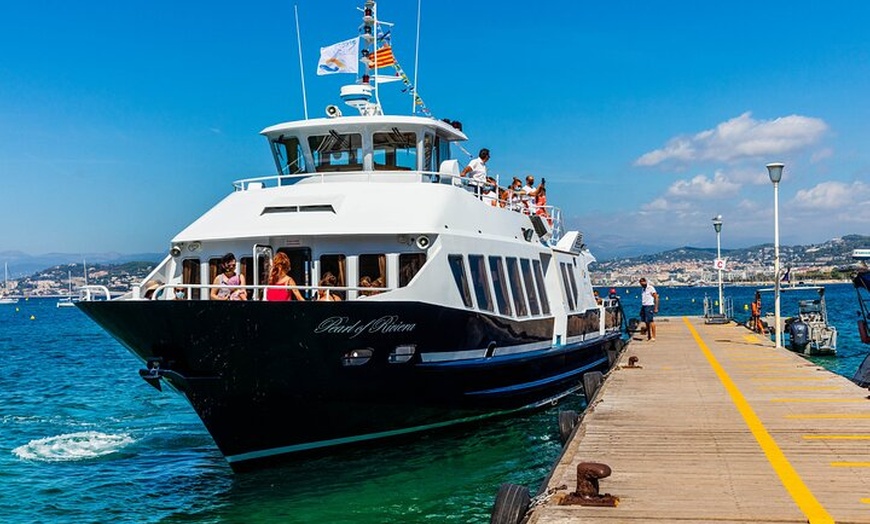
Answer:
[
  {"left": 712, "top": 215, "right": 724, "bottom": 316},
  {"left": 767, "top": 163, "right": 784, "bottom": 349}
]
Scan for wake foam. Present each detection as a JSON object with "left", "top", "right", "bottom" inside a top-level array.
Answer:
[{"left": 13, "top": 431, "right": 135, "bottom": 462}]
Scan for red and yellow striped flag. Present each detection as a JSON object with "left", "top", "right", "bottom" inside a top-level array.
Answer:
[{"left": 370, "top": 46, "right": 396, "bottom": 68}]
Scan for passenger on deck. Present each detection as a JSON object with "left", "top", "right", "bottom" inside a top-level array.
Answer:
[
  {"left": 211, "top": 253, "right": 247, "bottom": 301},
  {"left": 265, "top": 252, "right": 305, "bottom": 301},
  {"left": 522, "top": 175, "right": 539, "bottom": 214},
  {"left": 460, "top": 148, "right": 490, "bottom": 194},
  {"left": 315, "top": 272, "right": 342, "bottom": 301},
  {"left": 535, "top": 183, "right": 551, "bottom": 224}
]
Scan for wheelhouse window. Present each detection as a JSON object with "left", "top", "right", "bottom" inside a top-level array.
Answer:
[
  {"left": 506, "top": 257, "right": 528, "bottom": 317},
  {"left": 468, "top": 255, "right": 493, "bottom": 312},
  {"left": 182, "top": 258, "right": 201, "bottom": 300},
  {"left": 271, "top": 136, "right": 307, "bottom": 175},
  {"left": 448, "top": 255, "right": 473, "bottom": 308},
  {"left": 423, "top": 133, "right": 437, "bottom": 172},
  {"left": 489, "top": 256, "right": 512, "bottom": 316},
  {"left": 399, "top": 253, "right": 426, "bottom": 287},
  {"left": 532, "top": 259, "right": 551, "bottom": 315},
  {"left": 567, "top": 266, "right": 580, "bottom": 308},
  {"left": 373, "top": 129, "right": 416, "bottom": 170},
  {"left": 359, "top": 254, "right": 386, "bottom": 296},
  {"left": 309, "top": 132, "right": 363, "bottom": 172},
  {"left": 319, "top": 254, "right": 346, "bottom": 300}
]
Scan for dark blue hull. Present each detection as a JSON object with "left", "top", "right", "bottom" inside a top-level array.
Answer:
[{"left": 78, "top": 300, "right": 623, "bottom": 470}]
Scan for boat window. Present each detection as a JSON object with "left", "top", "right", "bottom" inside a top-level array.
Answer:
[
  {"left": 399, "top": 253, "right": 426, "bottom": 287},
  {"left": 533, "top": 259, "right": 551, "bottom": 315},
  {"left": 359, "top": 254, "right": 386, "bottom": 296},
  {"left": 208, "top": 257, "right": 222, "bottom": 298},
  {"left": 488, "top": 256, "right": 512, "bottom": 316},
  {"left": 319, "top": 254, "right": 346, "bottom": 300},
  {"left": 182, "top": 259, "right": 201, "bottom": 300},
  {"left": 468, "top": 255, "right": 493, "bottom": 312},
  {"left": 520, "top": 258, "right": 540, "bottom": 316},
  {"left": 373, "top": 129, "right": 416, "bottom": 170},
  {"left": 448, "top": 255, "right": 473, "bottom": 308},
  {"left": 567, "top": 266, "right": 579, "bottom": 307},
  {"left": 506, "top": 258, "right": 528, "bottom": 317},
  {"left": 438, "top": 139, "right": 450, "bottom": 168},
  {"left": 240, "top": 257, "right": 255, "bottom": 300},
  {"left": 309, "top": 132, "right": 363, "bottom": 172},
  {"left": 272, "top": 136, "right": 307, "bottom": 175},
  {"left": 560, "top": 262, "right": 576, "bottom": 311}
]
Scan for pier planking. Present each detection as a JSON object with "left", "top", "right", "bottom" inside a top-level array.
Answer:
[{"left": 528, "top": 316, "right": 870, "bottom": 524}]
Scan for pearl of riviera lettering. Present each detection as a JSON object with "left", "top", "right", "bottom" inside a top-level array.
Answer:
[{"left": 314, "top": 316, "right": 416, "bottom": 339}]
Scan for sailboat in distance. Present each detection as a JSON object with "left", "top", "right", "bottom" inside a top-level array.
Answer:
[
  {"left": 57, "top": 268, "right": 77, "bottom": 308},
  {"left": 1, "top": 263, "right": 19, "bottom": 305}
]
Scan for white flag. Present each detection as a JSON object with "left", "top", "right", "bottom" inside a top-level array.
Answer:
[{"left": 317, "top": 37, "right": 359, "bottom": 76}]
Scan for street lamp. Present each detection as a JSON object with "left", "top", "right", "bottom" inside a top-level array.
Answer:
[
  {"left": 712, "top": 215, "right": 724, "bottom": 316},
  {"left": 767, "top": 162, "right": 784, "bottom": 349}
]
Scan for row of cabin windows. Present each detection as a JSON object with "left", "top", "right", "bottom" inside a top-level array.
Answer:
[
  {"left": 448, "top": 254, "right": 551, "bottom": 318},
  {"left": 275, "top": 130, "right": 450, "bottom": 175},
  {"left": 180, "top": 250, "right": 426, "bottom": 300}
]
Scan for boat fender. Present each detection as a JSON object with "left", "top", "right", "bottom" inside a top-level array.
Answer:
[
  {"left": 415, "top": 235, "right": 430, "bottom": 250},
  {"left": 489, "top": 483, "right": 531, "bottom": 524},
  {"left": 558, "top": 410, "right": 579, "bottom": 445},
  {"left": 583, "top": 371, "right": 604, "bottom": 405}
]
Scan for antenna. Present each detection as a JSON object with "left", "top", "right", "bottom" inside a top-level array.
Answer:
[
  {"left": 294, "top": 4, "right": 309, "bottom": 120},
  {"left": 412, "top": 0, "right": 421, "bottom": 114}
]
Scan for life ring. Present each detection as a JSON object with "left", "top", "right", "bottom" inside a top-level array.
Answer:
[{"left": 490, "top": 483, "right": 531, "bottom": 524}]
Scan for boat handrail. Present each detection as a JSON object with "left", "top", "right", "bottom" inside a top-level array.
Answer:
[
  {"left": 79, "top": 285, "right": 112, "bottom": 301},
  {"left": 133, "top": 282, "right": 395, "bottom": 301}
]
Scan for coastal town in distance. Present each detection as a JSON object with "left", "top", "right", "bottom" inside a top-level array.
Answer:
[{"left": 4, "top": 234, "right": 867, "bottom": 298}]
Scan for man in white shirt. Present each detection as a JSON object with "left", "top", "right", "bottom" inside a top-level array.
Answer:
[
  {"left": 639, "top": 277, "right": 659, "bottom": 341},
  {"left": 460, "top": 148, "right": 490, "bottom": 195},
  {"left": 522, "top": 175, "right": 539, "bottom": 213}
]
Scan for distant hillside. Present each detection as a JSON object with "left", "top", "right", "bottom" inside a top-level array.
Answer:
[
  {"left": 0, "top": 251, "right": 164, "bottom": 277},
  {"left": 594, "top": 234, "right": 870, "bottom": 269}
]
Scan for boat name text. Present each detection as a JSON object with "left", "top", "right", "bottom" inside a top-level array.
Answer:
[{"left": 314, "top": 316, "right": 417, "bottom": 338}]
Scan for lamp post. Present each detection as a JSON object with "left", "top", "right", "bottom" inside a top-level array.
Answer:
[
  {"left": 712, "top": 215, "right": 724, "bottom": 316},
  {"left": 767, "top": 162, "right": 784, "bottom": 349}
]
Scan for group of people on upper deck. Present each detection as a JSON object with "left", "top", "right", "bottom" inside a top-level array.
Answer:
[{"left": 460, "top": 148, "right": 550, "bottom": 220}]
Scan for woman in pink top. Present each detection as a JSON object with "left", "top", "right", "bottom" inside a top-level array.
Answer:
[
  {"left": 266, "top": 252, "right": 305, "bottom": 301},
  {"left": 211, "top": 253, "right": 247, "bottom": 301}
]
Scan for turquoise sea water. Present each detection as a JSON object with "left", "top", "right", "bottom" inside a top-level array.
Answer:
[{"left": 1, "top": 283, "right": 866, "bottom": 523}]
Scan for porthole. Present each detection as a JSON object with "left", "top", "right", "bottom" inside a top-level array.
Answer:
[
  {"left": 388, "top": 344, "right": 416, "bottom": 364},
  {"left": 342, "top": 348, "right": 373, "bottom": 366}
]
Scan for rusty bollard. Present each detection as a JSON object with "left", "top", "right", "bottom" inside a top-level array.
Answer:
[
  {"left": 623, "top": 355, "right": 641, "bottom": 369},
  {"left": 559, "top": 462, "right": 619, "bottom": 507}
]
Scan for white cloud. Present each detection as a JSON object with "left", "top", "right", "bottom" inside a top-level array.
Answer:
[
  {"left": 792, "top": 180, "right": 870, "bottom": 211},
  {"left": 635, "top": 112, "right": 828, "bottom": 167},
  {"left": 665, "top": 171, "right": 740, "bottom": 198}
]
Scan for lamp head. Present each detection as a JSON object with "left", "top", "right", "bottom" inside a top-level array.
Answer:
[
  {"left": 766, "top": 162, "right": 784, "bottom": 184},
  {"left": 712, "top": 214, "right": 723, "bottom": 233}
]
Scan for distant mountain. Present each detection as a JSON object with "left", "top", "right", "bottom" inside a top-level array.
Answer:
[
  {"left": 594, "top": 234, "right": 870, "bottom": 268},
  {"left": 0, "top": 251, "right": 164, "bottom": 277}
]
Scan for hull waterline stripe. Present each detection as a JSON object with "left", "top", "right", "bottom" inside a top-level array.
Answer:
[
  {"left": 683, "top": 317, "right": 833, "bottom": 524},
  {"left": 225, "top": 384, "right": 583, "bottom": 464},
  {"left": 465, "top": 357, "right": 609, "bottom": 396}
]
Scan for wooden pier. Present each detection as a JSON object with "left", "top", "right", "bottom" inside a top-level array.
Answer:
[{"left": 526, "top": 316, "right": 870, "bottom": 524}]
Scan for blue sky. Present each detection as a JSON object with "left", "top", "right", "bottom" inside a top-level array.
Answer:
[{"left": 1, "top": 1, "right": 868, "bottom": 258}]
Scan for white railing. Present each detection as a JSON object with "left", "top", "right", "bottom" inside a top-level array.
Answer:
[{"left": 125, "top": 283, "right": 393, "bottom": 302}]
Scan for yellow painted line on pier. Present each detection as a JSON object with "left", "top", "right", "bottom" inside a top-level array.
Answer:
[
  {"left": 771, "top": 398, "right": 865, "bottom": 403},
  {"left": 804, "top": 435, "right": 870, "bottom": 440},
  {"left": 683, "top": 317, "right": 834, "bottom": 524},
  {"left": 861, "top": 498, "right": 870, "bottom": 504},
  {"left": 743, "top": 334, "right": 764, "bottom": 343},
  {"left": 787, "top": 414, "right": 870, "bottom": 420},
  {"left": 832, "top": 462, "right": 870, "bottom": 468},
  {"left": 759, "top": 386, "right": 843, "bottom": 392}
]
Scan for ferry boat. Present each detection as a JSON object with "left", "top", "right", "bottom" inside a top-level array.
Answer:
[{"left": 77, "top": 1, "right": 626, "bottom": 471}]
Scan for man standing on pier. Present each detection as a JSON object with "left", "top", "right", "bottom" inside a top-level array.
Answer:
[{"left": 639, "top": 278, "right": 659, "bottom": 341}]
